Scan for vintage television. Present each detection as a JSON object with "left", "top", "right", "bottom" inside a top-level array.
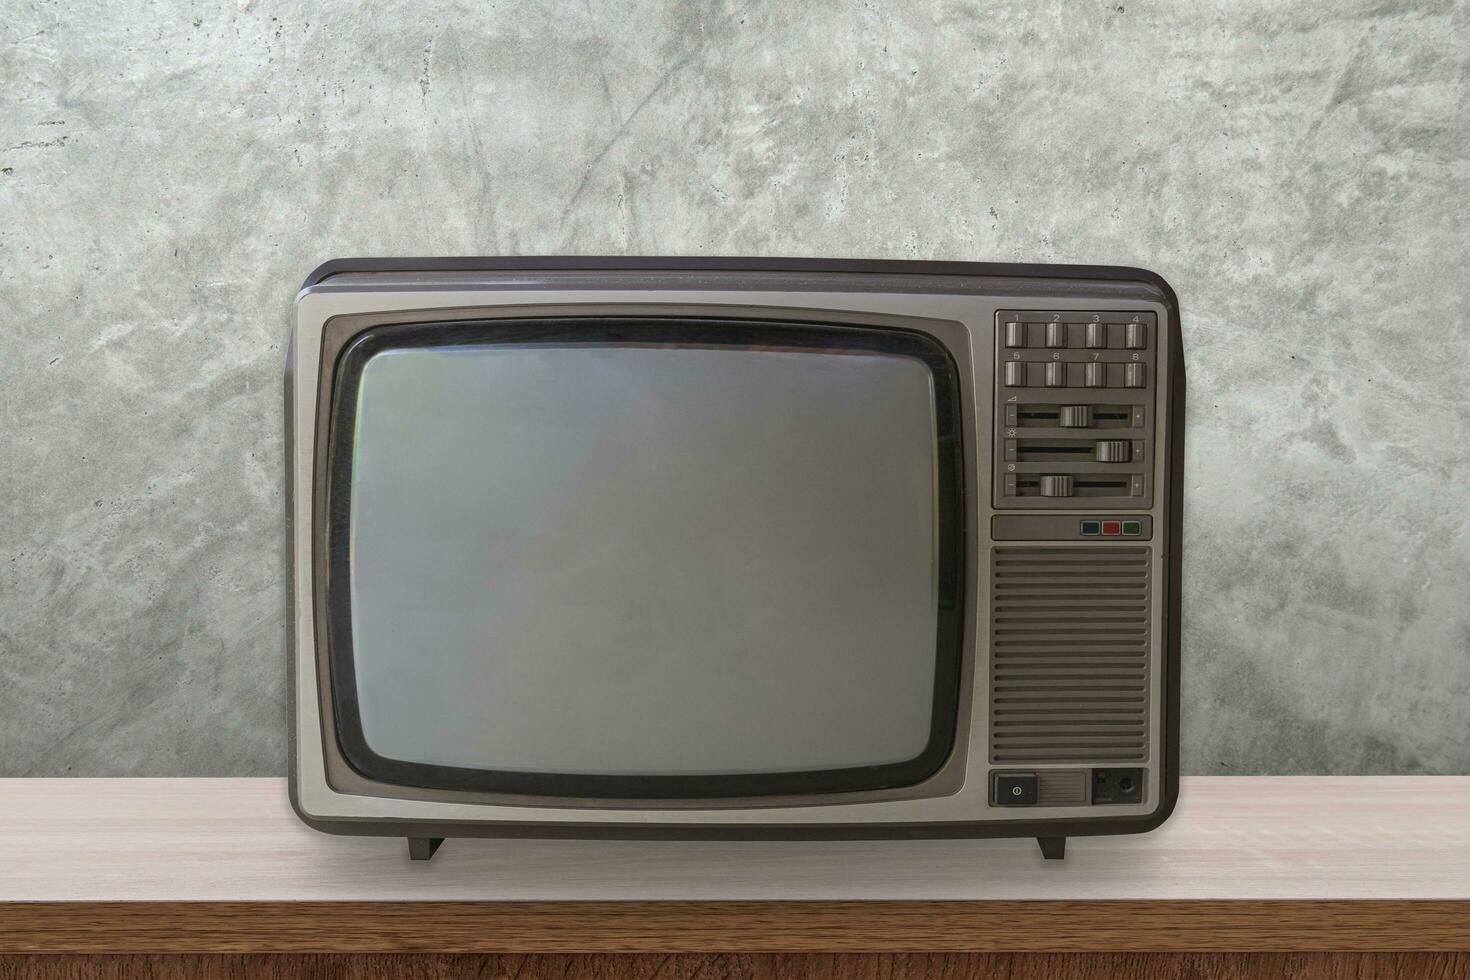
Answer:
[{"left": 288, "top": 257, "right": 1183, "bottom": 861}]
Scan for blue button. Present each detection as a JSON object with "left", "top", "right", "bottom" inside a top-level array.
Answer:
[{"left": 1080, "top": 520, "right": 1101, "bottom": 536}]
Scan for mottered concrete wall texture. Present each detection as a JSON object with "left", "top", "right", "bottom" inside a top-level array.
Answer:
[{"left": 3, "top": 1, "right": 1468, "bottom": 776}]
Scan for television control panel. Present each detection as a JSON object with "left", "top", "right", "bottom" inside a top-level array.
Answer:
[{"left": 991, "top": 310, "right": 1158, "bottom": 511}]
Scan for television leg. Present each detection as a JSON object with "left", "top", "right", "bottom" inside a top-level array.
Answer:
[
  {"left": 1037, "top": 836, "right": 1066, "bottom": 860},
  {"left": 408, "top": 836, "right": 444, "bottom": 861}
]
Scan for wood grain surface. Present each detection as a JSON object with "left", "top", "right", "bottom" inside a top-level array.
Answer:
[
  {"left": 4, "top": 777, "right": 1470, "bottom": 901},
  {"left": 2, "top": 953, "right": 1469, "bottom": 980},
  {"left": 1, "top": 901, "right": 1467, "bottom": 954}
]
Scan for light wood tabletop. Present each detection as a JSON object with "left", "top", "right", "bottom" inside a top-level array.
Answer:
[
  {"left": 2, "top": 775, "right": 1467, "bottom": 902},
  {"left": 2, "top": 776, "right": 1468, "bottom": 960}
]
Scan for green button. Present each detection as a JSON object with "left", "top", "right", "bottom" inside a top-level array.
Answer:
[{"left": 1121, "top": 521, "right": 1142, "bottom": 536}]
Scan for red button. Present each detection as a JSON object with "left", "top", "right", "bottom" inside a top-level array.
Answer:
[{"left": 1101, "top": 521, "right": 1121, "bottom": 536}]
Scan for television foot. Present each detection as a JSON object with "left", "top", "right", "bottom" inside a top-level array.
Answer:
[
  {"left": 408, "top": 836, "right": 444, "bottom": 861},
  {"left": 1037, "top": 836, "right": 1066, "bottom": 860}
]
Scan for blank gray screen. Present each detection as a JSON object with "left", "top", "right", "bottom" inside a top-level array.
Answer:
[{"left": 348, "top": 342, "right": 940, "bottom": 775}]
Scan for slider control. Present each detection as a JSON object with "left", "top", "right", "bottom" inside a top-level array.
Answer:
[
  {"left": 1040, "top": 475, "right": 1074, "bottom": 497},
  {"left": 1096, "top": 440, "right": 1132, "bottom": 462},
  {"left": 1058, "top": 405, "right": 1093, "bottom": 428}
]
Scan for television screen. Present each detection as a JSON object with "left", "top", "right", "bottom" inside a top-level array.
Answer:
[{"left": 326, "top": 319, "right": 964, "bottom": 797}]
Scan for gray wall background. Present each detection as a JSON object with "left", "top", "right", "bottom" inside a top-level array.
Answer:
[{"left": 3, "top": 0, "right": 1467, "bottom": 777}]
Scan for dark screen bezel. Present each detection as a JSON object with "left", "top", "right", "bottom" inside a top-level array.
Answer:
[{"left": 323, "top": 316, "right": 967, "bottom": 799}]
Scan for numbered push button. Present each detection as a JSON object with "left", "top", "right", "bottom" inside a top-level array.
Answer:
[
  {"left": 1084, "top": 362, "right": 1107, "bottom": 388},
  {"left": 1045, "top": 322, "right": 1067, "bottom": 348},
  {"left": 1043, "top": 361, "right": 1066, "bottom": 387},
  {"left": 1004, "top": 361, "right": 1026, "bottom": 387},
  {"left": 1124, "top": 362, "right": 1147, "bottom": 388},
  {"left": 1004, "top": 321, "right": 1026, "bottom": 348},
  {"left": 1086, "top": 322, "right": 1107, "bottom": 349},
  {"left": 1125, "top": 322, "right": 1148, "bottom": 349}
]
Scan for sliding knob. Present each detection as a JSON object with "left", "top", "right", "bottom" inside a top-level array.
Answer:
[
  {"left": 1039, "top": 475, "right": 1074, "bottom": 497},
  {"left": 1058, "top": 405, "right": 1093, "bottom": 428},
  {"left": 1096, "top": 440, "right": 1132, "bottom": 463}
]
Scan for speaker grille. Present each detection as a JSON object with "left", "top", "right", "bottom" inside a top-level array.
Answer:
[{"left": 989, "top": 546, "right": 1150, "bottom": 764}]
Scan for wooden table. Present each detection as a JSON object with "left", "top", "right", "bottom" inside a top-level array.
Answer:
[{"left": 2, "top": 776, "right": 1467, "bottom": 978}]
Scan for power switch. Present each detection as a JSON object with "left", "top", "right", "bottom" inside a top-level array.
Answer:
[{"left": 993, "top": 772, "right": 1038, "bottom": 806}]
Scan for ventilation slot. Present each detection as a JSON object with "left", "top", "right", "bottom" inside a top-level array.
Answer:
[{"left": 990, "top": 546, "right": 1150, "bottom": 764}]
